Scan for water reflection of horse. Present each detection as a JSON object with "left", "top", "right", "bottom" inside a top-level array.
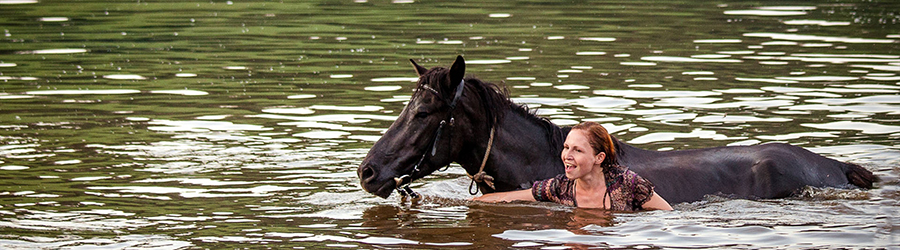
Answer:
[
  {"left": 360, "top": 203, "right": 612, "bottom": 246},
  {"left": 357, "top": 55, "right": 878, "bottom": 204}
]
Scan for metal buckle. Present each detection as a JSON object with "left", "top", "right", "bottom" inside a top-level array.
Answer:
[{"left": 394, "top": 174, "right": 420, "bottom": 199}]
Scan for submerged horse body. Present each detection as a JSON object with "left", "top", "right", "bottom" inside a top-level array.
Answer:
[
  {"left": 614, "top": 140, "right": 875, "bottom": 202},
  {"left": 357, "top": 56, "right": 877, "bottom": 204}
]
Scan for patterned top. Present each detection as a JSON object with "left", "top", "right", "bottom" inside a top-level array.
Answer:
[{"left": 531, "top": 165, "right": 655, "bottom": 211}]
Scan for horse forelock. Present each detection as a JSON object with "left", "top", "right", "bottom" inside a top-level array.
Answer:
[{"left": 416, "top": 67, "right": 450, "bottom": 93}]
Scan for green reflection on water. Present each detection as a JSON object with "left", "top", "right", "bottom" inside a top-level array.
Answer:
[{"left": 1, "top": 0, "right": 898, "bottom": 249}]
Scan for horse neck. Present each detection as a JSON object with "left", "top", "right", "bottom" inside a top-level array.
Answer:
[
  {"left": 458, "top": 106, "right": 569, "bottom": 186},
  {"left": 612, "top": 136, "right": 654, "bottom": 167}
]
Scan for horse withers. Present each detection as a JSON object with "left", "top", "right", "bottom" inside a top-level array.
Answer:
[{"left": 357, "top": 55, "right": 877, "bottom": 204}]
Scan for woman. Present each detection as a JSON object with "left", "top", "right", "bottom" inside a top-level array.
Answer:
[{"left": 473, "top": 121, "right": 672, "bottom": 211}]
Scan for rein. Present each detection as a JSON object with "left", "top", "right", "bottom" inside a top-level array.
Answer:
[{"left": 393, "top": 79, "right": 498, "bottom": 199}]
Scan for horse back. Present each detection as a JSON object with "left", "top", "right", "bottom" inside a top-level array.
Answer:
[{"left": 619, "top": 142, "right": 872, "bottom": 203}]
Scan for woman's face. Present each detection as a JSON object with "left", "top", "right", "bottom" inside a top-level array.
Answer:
[{"left": 561, "top": 129, "right": 604, "bottom": 180}]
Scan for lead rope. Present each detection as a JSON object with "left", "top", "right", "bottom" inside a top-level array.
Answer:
[{"left": 468, "top": 127, "right": 496, "bottom": 195}]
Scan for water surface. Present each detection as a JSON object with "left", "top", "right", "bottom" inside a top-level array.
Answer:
[{"left": 1, "top": 0, "right": 898, "bottom": 249}]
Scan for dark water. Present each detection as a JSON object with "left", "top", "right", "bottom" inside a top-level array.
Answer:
[{"left": 1, "top": 0, "right": 898, "bottom": 249}]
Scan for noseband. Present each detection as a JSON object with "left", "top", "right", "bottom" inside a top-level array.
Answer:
[{"left": 393, "top": 79, "right": 466, "bottom": 199}]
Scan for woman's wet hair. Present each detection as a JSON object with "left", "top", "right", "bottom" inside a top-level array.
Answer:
[{"left": 572, "top": 121, "right": 618, "bottom": 168}]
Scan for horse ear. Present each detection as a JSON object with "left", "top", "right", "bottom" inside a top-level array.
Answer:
[
  {"left": 410, "top": 59, "right": 428, "bottom": 77},
  {"left": 448, "top": 55, "right": 465, "bottom": 86}
]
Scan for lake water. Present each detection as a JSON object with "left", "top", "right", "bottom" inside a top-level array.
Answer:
[{"left": 0, "top": 0, "right": 898, "bottom": 249}]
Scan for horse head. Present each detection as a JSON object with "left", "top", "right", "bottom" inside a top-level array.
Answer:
[{"left": 358, "top": 55, "right": 486, "bottom": 198}]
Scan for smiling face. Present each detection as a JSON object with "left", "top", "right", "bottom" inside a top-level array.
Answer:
[{"left": 561, "top": 129, "right": 606, "bottom": 180}]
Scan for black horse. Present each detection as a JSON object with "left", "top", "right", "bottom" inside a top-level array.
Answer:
[{"left": 357, "top": 55, "right": 877, "bottom": 204}]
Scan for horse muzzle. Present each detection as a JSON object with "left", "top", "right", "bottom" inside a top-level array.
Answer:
[{"left": 357, "top": 162, "right": 395, "bottom": 198}]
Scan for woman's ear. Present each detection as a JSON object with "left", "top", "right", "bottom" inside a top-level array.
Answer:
[{"left": 594, "top": 152, "right": 606, "bottom": 165}]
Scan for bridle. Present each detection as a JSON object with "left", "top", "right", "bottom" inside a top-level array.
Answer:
[{"left": 395, "top": 78, "right": 495, "bottom": 199}]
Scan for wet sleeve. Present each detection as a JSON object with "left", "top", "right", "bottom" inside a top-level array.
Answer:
[
  {"left": 531, "top": 175, "right": 562, "bottom": 203},
  {"left": 626, "top": 171, "right": 655, "bottom": 209}
]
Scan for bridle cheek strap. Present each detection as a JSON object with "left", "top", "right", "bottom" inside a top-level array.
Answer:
[{"left": 395, "top": 79, "right": 467, "bottom": 199}]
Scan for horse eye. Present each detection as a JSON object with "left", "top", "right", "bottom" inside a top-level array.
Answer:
[{"left": 415, "top": 111, "right": 429, "bottom": 118}]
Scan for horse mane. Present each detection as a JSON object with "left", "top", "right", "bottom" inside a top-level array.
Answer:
[
  {"left": 416, "top": 66, "right": 567, "bottom": 151},
  {"left": 462, "top": 77, "right": 535, "bottom": 126},
  {"left": 462, "top": 77, "right": 568, "bottom": 151}
]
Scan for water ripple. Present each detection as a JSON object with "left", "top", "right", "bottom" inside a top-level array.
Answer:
[
  {"left": 26, "top": 89, "right": 141, "bottom": 95},
  {"left": 801, "top": 121, "right": 900, "bottom": 134},
  {"left": 147, "top": 120, "right": 271, "bottom": 132},
  {"left": 725, "top": 10, "right": 808, "bottom": 16},
  {"left": 0, "top": 235, "right": 191, "bottom": 250},
  {"left": 806, "top": 95, "right": 900, "bottom": 105},
  {"left": 597, "top": 90, "right": 721, "bottom": 98},
  {"left": 88, "top": 185, "right": 309, "bottom": 199},
  {"left": 744, "top": 33, "right": 896, "bottom": 44},
  {"left": 629, "top": 129, "right": 745, "bottom": 144},
  {"left": 642, "top": 56, "right": 742, "bottom": 63},
  {"left": 104, "top": 74, "right": 147, "bottom": 80},
  {"left": 150, "top": 90, "right": 209, "bottom": 96},
  {"left": 17, "top": 48, "right": 87, "bottom": 54},
  {"left": 783, "top": 20, "right": 851, "bottom": 26}
]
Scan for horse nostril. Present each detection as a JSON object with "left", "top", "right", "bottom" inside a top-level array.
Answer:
[{"left": 360, "top": 165, "right": 376, "bottom": 182}]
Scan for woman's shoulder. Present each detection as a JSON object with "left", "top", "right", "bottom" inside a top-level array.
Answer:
[
  {"left": 533, "top": 174, "right": 570, "bottom": 188},
  {"left": 610, "top": 165, "right": 656, "bottom": 210},
  {"left": 610, "top": 165, "right": 641, "bottom": 178},
  {"left": 605, "top": 165, "right": 630, "bottom": 179},
  {"left": 542, "top": 174, "right": 575, "bottom": 188},
  {"left": 608, "top": 165, "right": 653, "bottom": 188},
  {"left": 621, "top": 167, "right": 643, "bottom": 180}
]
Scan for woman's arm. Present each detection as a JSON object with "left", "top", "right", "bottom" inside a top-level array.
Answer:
[
  {"left": 471, "top": 189, "right": 535, "bottom": 203},
  {"left": 642, "top": 191, "right": 673, "bottom": 211}
]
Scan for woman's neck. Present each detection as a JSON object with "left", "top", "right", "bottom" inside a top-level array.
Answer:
[{"left": 575, "top": 164, "right": 607, "bottom": 192}]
